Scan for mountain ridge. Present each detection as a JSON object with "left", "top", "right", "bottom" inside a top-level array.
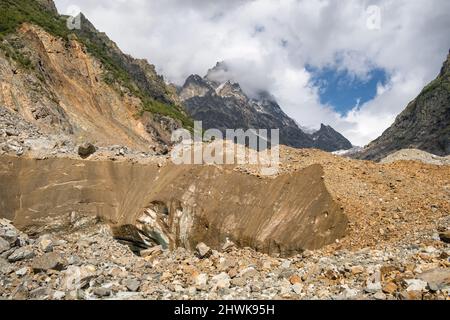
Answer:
[
  {"left": 356, "top": 51, "right": 450, "bottom": 161},
  {"left": 179, "top": 63, "right": 353, "bottom": 151}
]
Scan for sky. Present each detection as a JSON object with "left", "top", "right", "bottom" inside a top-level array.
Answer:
[{"left": 54, "top": 0, "right": 450, "bottom": 146}]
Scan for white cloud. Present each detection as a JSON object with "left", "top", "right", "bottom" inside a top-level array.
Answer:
[{"left": 54, "top": 0, "right": 450, "bottom": 146}]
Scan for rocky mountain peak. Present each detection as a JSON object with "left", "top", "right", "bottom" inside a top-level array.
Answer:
[
  {"left": 205, "top": 61, "right": 229, "bottom": 83},
  {"left": 312, "top": 124, "right": 353, "bottom": 152},
  {"left": 216, "top": 81, "right": 247, "bottom": 101},
  {"left": 179, "top": 63, "right": 352, "bottom": 151},
  {"left": 179, "top": 75, "right": 213, "bottom": 101},
  {"left": 185, "top": 74, "right": 208, "bottom": 86}
]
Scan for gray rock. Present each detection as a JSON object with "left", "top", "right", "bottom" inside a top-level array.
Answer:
[
  {"left": 405, "top": 279, "right": 428, "bottom": 292},
  {"left": 251, "top": 283, "right": 262, "bottom": 293},
  {"left": 365, "top": 281, "right": 382, "bottom": 294},
  {"left": 0, "top": 257, "right": 13, "bottom": 274},
  {"left": 278, "top": 268, "right": 296, "bottom": 279},
  {"left": 194, "top": 273, "right": 208, "bottom": 287},
  {"left": 230, "top": 277, "right": 247, "bottom": 287},
  {"left": 341, "top": 286, "right": 359, "bottom": 299},
  {"left": 62, "top": 265, "right": 97, "bottom": 291},
  {"left": 37, "top": 235, "right": 54, "bottom": 253},
  {"left": 373, "top": 292, "right": 387, "bottom": 300},
  {"left": 29, "top": 287, "right": 52, "bottom": 299},
  {"left": 0, "top": 237, "right": 10, "bottom": 254},
  {"left": 196, "top": 242, "right": 212, "bottom": 258},
  {"left": 221, "top": 239, "right": 235, "bottom": 252},
  {"left": 0, "top": 227, "right": 18, "bottom": 245},
  {"left": 125, "top": 279, "right": 141, "bottom": 292},
  {"left": 211, "top": 273, "right": 231, "bottom": 289},
  {"left": 292, "top": 283, "right": 303, "bottom": 295},
  {"left": 239, "top": 267, "right": 258, "bottom": 279},
  {"left": 15, "top": 267, "right": 29, "bottom": 277},
  {"left": 280, "top": 260, "right": 291, "bottom": 269},
  {"left": 53, "top": 291, "right": 66, "bottom": 300},
  {"left": 32, "top": 252, "right": 66, "bottom": 272},
  {"left": 418, "top": 268, "right": 450, "bottom": 291},
  {"left": 67, "top": 255, "right": 82, "bottom": 266},
  {"left": 8, "top": 246, "right": 35, "bottom": 262},
  {"left": 93, "top": 287, "right": 111, "bottom": 297},
  {"left": 5, "top": 128, "right": 18, "bottom": 136},
  {"left": 113, "top": 292, "right": 142, "bottom": 300}
]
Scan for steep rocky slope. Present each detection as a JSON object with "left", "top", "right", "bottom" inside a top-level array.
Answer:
[
  {"left": 357, "top": 51, "right": 450, "bottom": 161},
  {"left": 0, "top": 0, "right": 192, "bottom": 152},
  {"left": 311, "top": 124, "right": 353, "bottom": 152},
  {"left": 179, "top": 63, "right": 352, "bottom": 151}
]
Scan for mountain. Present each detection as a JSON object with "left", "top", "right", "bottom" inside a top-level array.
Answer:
[
  {"left": 179, "top": 62, "right": 352, "bottom": 151},
  {"left": 311, "top": 124, "right": 354, "bottom": 152},
  {"left": 0, "top": 0, "right": 192, "bottom": 152},
  {"left": 356, "top": 51, "right": 450, "bottom": 161}
]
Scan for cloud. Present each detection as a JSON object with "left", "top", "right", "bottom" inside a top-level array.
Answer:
[{"left": 54, "top": 0, "right": 450, "bottom": 146}]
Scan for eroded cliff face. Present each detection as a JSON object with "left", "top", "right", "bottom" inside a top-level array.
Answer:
[
  {"left": 0, "top": 23, "right": 170, "bottom": 150},
  {"left": 0, "top": 155, "right": 348, "bottom": 257}
]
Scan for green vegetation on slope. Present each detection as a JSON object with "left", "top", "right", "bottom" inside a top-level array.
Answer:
[
  {"left": 0, "top": 0, "right": 69, "bottom": 39},
  {"left": 0, "top": 0, "right": 193, "bottom": 129}
]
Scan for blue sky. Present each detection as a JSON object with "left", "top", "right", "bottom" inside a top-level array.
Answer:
[{"left": 306, "top": 66, "right": 388, "bottom": 115}]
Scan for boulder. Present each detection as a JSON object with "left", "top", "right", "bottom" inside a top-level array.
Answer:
[
  {"left": 238, "top": 267, "right": 258, "bottom": 280},
  {"left": 194, "top": 273, "right": 208, "bottom": 287},
  {"left": 418, "top": 268, "right": 450, "bottom": 291},
  {"left": 405, "top": 279, "right": 428, "bottom": 292},
  {"left": 78, "top": 143, "right": 96, "bottom": 158},
  {"left": 196, "top": 242, "right": 212, "bottom": 258},
  {"left": 93, "top": 287, "right": 112, "bottom": 297},
  {"left": 125, "top": 279, "right": 141, "bottom": 292},
  {"left": 15, "top": 267, "right": 29, "bottom": 277},
  {"left": 0, "top": 226, "right": 18, "bottom": 245},
  {"left": 62, "top": 265, "right": 97, "bottom": 291},
  {"left": 37, "top": 235, "right": 54, "bottom": 253},
  {"left": 8, "top": 246, "right": 35, "bottom": 262},
  {"left": 221, "top": 239, "right": 236, "bottom": 252},
  {"left": 32, "top": 252, "right": 66, "bottom": 272},
  {"left": 0, "top": 237, "right": 10, "bottom": 254},
  {"left": 0, "top": 257, "right": 13, "bottom": 275},
  {"left": 292, "top": 283, "right": 303, "bottom": 295}
]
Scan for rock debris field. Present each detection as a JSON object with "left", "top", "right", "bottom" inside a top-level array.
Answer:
[{"left": 0, "top": 106, "right": 449, "bottom": 300}]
